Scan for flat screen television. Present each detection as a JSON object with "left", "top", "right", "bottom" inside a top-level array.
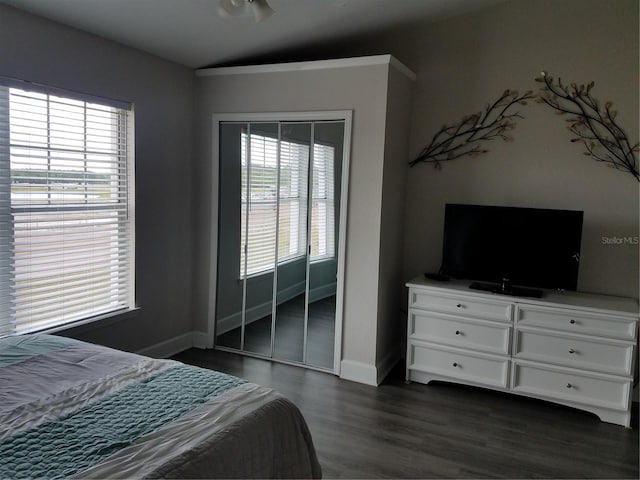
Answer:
[{"left": 440, "top": 204, "right": 583, "bottom": 296}]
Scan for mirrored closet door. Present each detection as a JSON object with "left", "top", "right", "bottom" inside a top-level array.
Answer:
[{"left": 214, "top": 115, "right": 349, "bottom": 372}]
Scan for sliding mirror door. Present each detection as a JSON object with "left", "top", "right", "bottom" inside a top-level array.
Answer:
[
  {"left": 272, "top": 123, "right": 310, "bottom": 364},
  {"left": 305, "top": 122, "right": 343, "bottom": 369},
  {"left": 241, "top": 123, "right": 278, "bottom": 356},
  {"left": 214, "top": 115, "right": 349, "bottom": 373}
]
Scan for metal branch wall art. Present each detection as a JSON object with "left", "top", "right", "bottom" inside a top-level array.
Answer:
[
  {"left": 409, "top": 89, "right": 535, "bottom": 168},
  {"left": 535, "top": 71, "right": 639, "bottom": 181}
]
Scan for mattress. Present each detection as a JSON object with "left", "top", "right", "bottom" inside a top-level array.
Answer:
[{"left": 0, "top": 334, "right": 322, "bottom": 479}]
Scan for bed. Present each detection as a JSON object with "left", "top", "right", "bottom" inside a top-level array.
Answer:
[{"left": 0, "top": 334, "right": 322, "bottom": 479}]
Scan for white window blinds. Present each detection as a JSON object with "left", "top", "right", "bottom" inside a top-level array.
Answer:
[
  {"left": 0, "top": 80, "right": 135, "bottom": 337},
  {"left": 311, "top": 143, "right": 335, "bottom": 260},
  {"left": 278, "top": 136, "right": 309, "bottom": 263},
  {"left": 241, "top": 131, "right": 279, "bottom": 277}
]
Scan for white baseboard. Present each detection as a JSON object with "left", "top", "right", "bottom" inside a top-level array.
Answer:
[
  {"left": 137, "top": 329, "right": 402, "bottom": 390},
  {"left": 136, "top": 332, "right": 195, "bottom": 359},
  {"left": 339, "top": 359, "right": 378, "bottom": 386},
  {"left": 340, "top": 345, "right": 403, "bottom": 387},
  {"left": 192, "top": 331, "right": 210, "bottom": 349}
]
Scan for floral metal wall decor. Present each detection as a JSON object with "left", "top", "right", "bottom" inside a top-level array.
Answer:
[
  {"left": 535, "top": 71, "right": 639, "bottom": 181},
  {"left": 409, "top": 89, "right": 535, "bottom": 168}
]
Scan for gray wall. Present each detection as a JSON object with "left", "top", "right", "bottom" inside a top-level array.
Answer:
[
  {"left": 313, "top": 0, "right": 639, "bottom": 299},
  {"left": 376, "top": 66, "right": 414, "bottom": 371},
  {"left": 402, "top": 0, "right": 639, "bottom": 298},
  {"left": 0, "top": 4, "right": 195, "bottom": 351}
]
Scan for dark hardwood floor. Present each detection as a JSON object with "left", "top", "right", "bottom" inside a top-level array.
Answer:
[{"left": 172, "top": 348, "right": 639, "bottom": 479}]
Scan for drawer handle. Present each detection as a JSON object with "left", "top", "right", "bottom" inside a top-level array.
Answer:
[
  {"left": 452, "top": 362, "right": 459, "bottom": 367},
  {"left": 455, "top": 330, "right": 461, "bottom": 335},
  {"left": 569, "top": 319, "right": 576, "bottom": 324},
  {"left": 569, "top": 348, "right": 575, "bottom": 354},
  {"left": 566, "top": 383, "right": 572, "bottom": 389}
]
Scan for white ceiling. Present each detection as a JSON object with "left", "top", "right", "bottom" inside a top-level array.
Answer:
[{"left": 1, "top": 0, "right": 506, "bottom": 69}]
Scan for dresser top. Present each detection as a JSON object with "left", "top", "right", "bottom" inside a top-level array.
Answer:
[{"left": 406, "top": 276, "right": 639, "bottom": 317}]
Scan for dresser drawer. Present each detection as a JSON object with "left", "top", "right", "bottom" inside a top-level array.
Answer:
[
  {"left": 511, "top": 361, "right": 631, "bottom": 411},
  {"left": 516, "top": 305, "right": 637, "bottom": 340},
  {"left": 410, "top": 290, "right": 512, "bottom": 323},
  {"left": 408, "top": 342, "right": 509, "bottom": 388},
  {"left": 409, "top": 311, "right": 511, "bottom": 355},
  {"left": 513, "top": 329, "right": 634, "bottom": 376}
]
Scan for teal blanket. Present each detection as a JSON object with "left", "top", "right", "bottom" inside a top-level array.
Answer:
[{"left": 0, "top": 364, "right": 245, "bottom": 479}]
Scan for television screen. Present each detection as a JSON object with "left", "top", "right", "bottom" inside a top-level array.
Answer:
[{"left": 441, "top": 204, "right": 583, "bottom": 291}]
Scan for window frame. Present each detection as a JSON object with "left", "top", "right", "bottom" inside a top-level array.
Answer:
[{"left": 0, "top": 77, "right": 135, "bottom": 337}]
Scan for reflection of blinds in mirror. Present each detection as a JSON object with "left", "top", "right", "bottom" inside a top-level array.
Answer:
[
  {"left": 239, "top": 130, "right": 336, "bottom": 278},
  {"left": 240, "top": 132, "right": 311, "bottom": 277},
  {"left": 241, "top": 132, "right": 277, "bottom": 277},
  {"left": 278, "top": 139, "right": 308, "bottom": 263},
  {"left": 311, "top": 143, "right": 335, "bottom": 260}
]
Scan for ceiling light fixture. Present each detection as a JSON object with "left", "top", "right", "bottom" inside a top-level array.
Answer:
[{"left": 217, "top": 0, "right": 275, "bottom": 23}]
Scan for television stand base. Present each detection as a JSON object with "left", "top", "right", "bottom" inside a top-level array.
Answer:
[{"left": 469, "top": 281, "right": 543, "bottom": 298}]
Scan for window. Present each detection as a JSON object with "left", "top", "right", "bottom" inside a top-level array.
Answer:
[
  {"left": 0, "top": 79, "right": 135, "bottom": 337},
  {"left": 239, "top": 130, "right": 335, "bottom": 278}
]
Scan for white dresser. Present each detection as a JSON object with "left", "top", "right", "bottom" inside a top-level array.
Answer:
[{"left": 405, "top": 277, "right": 639, "bottom": 427}]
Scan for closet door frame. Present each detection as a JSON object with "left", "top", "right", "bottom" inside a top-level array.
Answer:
[{"left": 208, "top": 111, "right": 352, "bottom": 375}]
